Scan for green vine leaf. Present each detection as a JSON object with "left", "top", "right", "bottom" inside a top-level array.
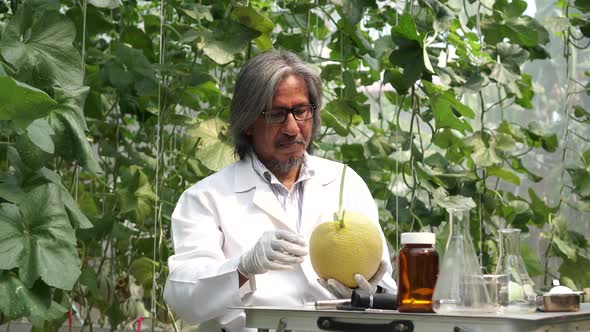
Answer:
[
  {"left": 422, "top": 0, "right": 455, "bottom": 32},
  {"left": 231, "top": 5, "right": 275, "bottom": 34},
  {"left": 509, "top": 157, "right": 543, "bottom": 182},
  {"left": 503, "top": 199, "right": 532, "bottom": 228},
  {"left": 8, "top": 153, "right": 92, "bottom": 230},
  {"left": 387, "top": 13, "right": 426, "bottom": 93},
  {"left": 567, "top": 168, "right": 590, "bottom": 199},
  {"left": 384, "top": 69, "right": 411, "bottom": 96},
  {"left": 0, "top": 172, "right": 24, "bottom": 204},
  {"left": 574, "top": 0, "right": 590, "bottom": 13},
  {"left": 515, "top": 74, "right": 534, "bottom": 109},
  {"left": 0, "top": 272, "right": 53, "bottom": 323},
  {"left": 200, "top": 20, "right": 260, "bottom": 65},
  {"left": 467, "top": 135, "right": 502, "bottom": 167},
  {"left": 422, "top": 81, "right": 475, "bottom": 134},
  {"left": 49, "top": 87, "right": 103, "bottom": 175},
  {"left": 472, "top": 147, "right": 502, "bottom": 167},
  {"left": 497, "top": 120, "right": 525, "bottom": 143},
  {"left": 31, "top": 167, "right": 93, "bottom": 229},
  {"left": 130, "top": 257, "right": 159, "bottom": 290},
  {"left": 489, "top": 63, "right": 521, "bottom": 86},
  {"left": 433, "top": 192, "right": 477, "bottom": 211},
  {"left": 497, "top": 0, "right": 528, "bottom": 17},
  {"left": 337, "top": 8, "right": 371, "bottom": 55},
  {"left": 521, "top": 243, "right": 544, "bottom": 277},
  {"left": 100, "top": 43, "right": 158, "bottom": 96},
  {"left": 432, "top": 128, "right": 462, "bottom": 149},
  {"left": 522, "top": 121, "right": 558, "bottom": 152},
  {"left": 392, "top": 13, "right": 422, "bottom": 42},
  {"left": 15, "top": 131, "right": 52, "bottom": 171},
  {"left": 528, "top": 188, "right": 559, "bottom": 227},
  {"left": 493, "top": 132, "right": 518, "bottom": 154},
  {"left": 0, "top": 76, "right": 57, "bottom": 129},
  {"left": 321, "top": 99, "right": 365, "bottom": 136},
  {"left": 481, "top": 15, "right": 550, "bottom": 48},
  {"left": 559, "top": 256, "right": 590, "bottom": 290},
  {"left": 0, "top": 3, "right": 83, "bottom": 89},
  {"left": 321, "top": 109, "right": 349, "bottom": 136},
  {"left": 584, "top": 149, "right": 590, "bottom": 167},
  {"left": 487, "top": 166, "right": 521, "bottom": 185},
  {"left": 0, "top": 203, "right": 24, "bottom": 270},
  {"left": 88, "top": 0, "right": 122, "bottom": 9},
  {"left": 121, "top": 27, "right": 155, "bottom": 61},
  {"left": 334, "top": 0, "right": 367, "bottom": 25},
  {"left": 29, "top": 297, "right": 68, "bottom": 328},
  {"left": 117, "top": 166, "right": 157, "bottom": 224},
  {"left": 564, "top": 194, "right": 590, "bottom": 212},
  {"left": 66, "top": 5, "right": 114, "bottom": 43},
  {"left": 188, "top": 118, "right": 236, "bottom": 172},
  {"left": 572, "top": 105, "right": 590, "bottom": 124},
  {"left": 0, "top": 184, "right": 80, "bottom": 290},
  {"left": 276, "top": 32, "right": 306, "bottom": 53},
  {"left": 553, "top": 236, "right": 578, "bottom": 261},
  {"left": 26, "top": 119, "right": 55, "bottom": 154},
  {"left": 198, "top": 141, "right": 236, "bottom": 172},
  {"left": 494, "top": 42, "right": 530, "bottom": 68},
  {"left": 341, "top": 143, "right": 365, "bottom": 161},
  {"left": 178, "top": 4, "right": 214, "bottom": 22}
]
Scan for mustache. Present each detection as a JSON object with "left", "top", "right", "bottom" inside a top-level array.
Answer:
[{"left": 275, "top": 137, "right": 307, "bottom": 148}]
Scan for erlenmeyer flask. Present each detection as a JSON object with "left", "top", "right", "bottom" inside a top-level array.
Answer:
[
  {"left": 495, "top": 228, "right": 537, "bottom": 313},
  {"left": 432, "top": 208, "right": 488, "bottom": 314}
]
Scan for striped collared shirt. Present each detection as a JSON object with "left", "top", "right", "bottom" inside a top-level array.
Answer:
[{"left": 250, "top": 152, "right": 314, "bottom": 232}]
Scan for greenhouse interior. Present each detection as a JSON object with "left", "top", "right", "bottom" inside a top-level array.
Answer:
[{"left": 0, "top": 0, "right": 589, "bottom": 331}]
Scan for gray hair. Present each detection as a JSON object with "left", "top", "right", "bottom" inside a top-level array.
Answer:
[{"left": 229, "top": 50, "right": 323, "bottom": 160}]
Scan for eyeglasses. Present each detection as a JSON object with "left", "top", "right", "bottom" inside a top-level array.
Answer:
[{"left": 261, "top": 104, "right": 317, "bottom": 124}]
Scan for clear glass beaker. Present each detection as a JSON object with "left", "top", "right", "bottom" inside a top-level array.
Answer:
[
  {"left": 495, "top": 228, "right": 537, "bottom": 313},
  {"left": 432, "top": 208, "right": 489, "bottom": 314}
]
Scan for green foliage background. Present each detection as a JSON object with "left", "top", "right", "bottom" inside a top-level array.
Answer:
[{"left": 0, "top": 0, "right": 589, "bottom": 330}]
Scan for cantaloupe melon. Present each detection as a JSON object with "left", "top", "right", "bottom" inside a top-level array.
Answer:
[
  {"left": 309, "top": 210, "right": 383, "bottom": 287},
  {"left": 309, "top": 165, "right": 383, "bottom": 288}
]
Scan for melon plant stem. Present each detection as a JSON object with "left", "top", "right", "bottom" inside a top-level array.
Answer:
[{"left": 336, "top": 164, "right": 346, "bottom": 227}]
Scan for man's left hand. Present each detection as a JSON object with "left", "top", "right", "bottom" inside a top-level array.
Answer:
[{"left": 318, "top": 259, "right": 388, "bottom": 299}]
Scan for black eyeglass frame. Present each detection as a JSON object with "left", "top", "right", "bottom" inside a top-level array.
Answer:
[{"left": 260, "top": 104, "right": 317, "bottom": 124}]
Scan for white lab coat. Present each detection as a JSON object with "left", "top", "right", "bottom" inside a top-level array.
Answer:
[{"left": 164, "top": 155, "right": 397, "bottom": 332}]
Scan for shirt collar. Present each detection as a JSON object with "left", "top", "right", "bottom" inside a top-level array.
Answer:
[{"left": 250, "top": 151, "right": 315, "bottom": 186}]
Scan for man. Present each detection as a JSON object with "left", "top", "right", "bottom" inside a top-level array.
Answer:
[{"left": 164, "top": 50, "right": 396, "bottom": 332}]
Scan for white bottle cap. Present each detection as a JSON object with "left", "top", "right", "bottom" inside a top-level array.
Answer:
[{"left": 401, "top": 232, "right": 435, "bottom": 245}]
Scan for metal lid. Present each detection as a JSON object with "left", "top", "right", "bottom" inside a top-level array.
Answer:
[{"left": 401, "top": 232, "right": 435, "bottom": 245}]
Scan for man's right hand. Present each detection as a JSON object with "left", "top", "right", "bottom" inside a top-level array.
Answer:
[{"left": 238, "top": 230, "right": 308, "bottom": 276}]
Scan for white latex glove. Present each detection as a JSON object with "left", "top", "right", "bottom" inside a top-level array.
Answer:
[
  {"left": 238, "top": 230, "right": 308, "bottom": 276},
  {"left": 318, "top": 259, "right": 388, "bottom": 299}
]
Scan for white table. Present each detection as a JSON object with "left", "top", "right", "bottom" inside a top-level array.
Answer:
[{"left": 240, "top": 303, "right": 590, "bottom": 332}]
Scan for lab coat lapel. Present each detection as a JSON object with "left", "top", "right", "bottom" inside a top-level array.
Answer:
[
  {"left": 299, "top": 179, "right": 326, "bottom": 238},
  {"left": 299, "top": 156, "right": 338, "bottom": 238},
  {"left": 233, "top": 157, "right": 294, "bottom": 232},
  {"left": 252, "top": 188, "right": 293, "bottom": 231},
  {"left": 299, "top": 157, "right": 337, "bottom": 288}
]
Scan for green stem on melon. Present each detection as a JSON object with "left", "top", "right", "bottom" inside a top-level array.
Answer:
[{"left": 335, "top": 164, "right": 346, "bottom": 227}]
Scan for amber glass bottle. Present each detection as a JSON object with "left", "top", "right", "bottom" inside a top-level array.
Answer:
[{"left": 397, "top": 232, "right": 438, "bottom": 313}]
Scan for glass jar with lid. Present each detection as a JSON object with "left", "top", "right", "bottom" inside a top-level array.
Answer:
[{"left": 397, "top": 232, "right": 439, "bottom": 312}]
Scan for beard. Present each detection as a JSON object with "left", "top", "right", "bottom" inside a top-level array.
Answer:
[
  {"left": 264, "top": 138, "right": 307, "bottom": 174},
  {"left": 266, "top": 154, "right": 306, "bottom": 174}
]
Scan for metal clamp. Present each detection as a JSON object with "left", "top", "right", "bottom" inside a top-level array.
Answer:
[{"left": 276, "top": 317, "right": 288, "bottom": 332}]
